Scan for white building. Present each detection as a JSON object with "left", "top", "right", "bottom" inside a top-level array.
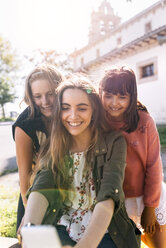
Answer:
[{"left": 71, "top": 0, "right": 166, "bottom": 124}]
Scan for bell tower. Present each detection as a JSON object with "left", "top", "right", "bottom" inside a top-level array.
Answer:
[{"left": 88, "top": 0, "right": 121, "bottom": 44}]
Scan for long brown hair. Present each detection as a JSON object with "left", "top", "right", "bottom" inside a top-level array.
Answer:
[
  {"left": 37, "top": 75, "right": 109, "bottom": 196},
  {"left": 99, "top": 65, "right": 148, "bottom": 132},
  {"left": 24, "top": 64, "right": 64, "bottom": 118}
]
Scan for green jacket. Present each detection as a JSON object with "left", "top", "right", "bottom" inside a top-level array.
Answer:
[{"left": 28, "top": 130, "right": 141, "bottom": 248}]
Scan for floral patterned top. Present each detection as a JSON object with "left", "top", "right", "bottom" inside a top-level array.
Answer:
[{"left": 58, "top": 152, "right": 96, "bottom": 242}]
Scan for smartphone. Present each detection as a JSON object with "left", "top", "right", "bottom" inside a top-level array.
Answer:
[{"left": 20, "top": 225, "right": 62, "bottom": 248}]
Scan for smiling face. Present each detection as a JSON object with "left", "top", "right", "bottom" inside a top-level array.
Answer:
[
  {"left": 61, "top": 88, "right": 93, "bottom": 139},
  {"left": 31, "top": 79, "right": 55, "bottom": 117},
  {"left": 101, "top": 91, "right": 130, "bottom": 121}
]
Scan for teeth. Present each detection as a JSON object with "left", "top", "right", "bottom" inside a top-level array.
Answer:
[
  {"left": 69, "top": 122, "right": 81, "bottom": 127},
  {"left": 111, "top": 108, "right": 119, "bottom": 111},
  {"left": 42, "top": 106, "right": 52, "bottom": 110}
]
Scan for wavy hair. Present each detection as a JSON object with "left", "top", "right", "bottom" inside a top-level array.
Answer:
[
  {"left": 99, "top": 65, "right": 148, "bottom": 132},
  {"left": 24, "top": 64, "right": 64, "bottom": 118}
]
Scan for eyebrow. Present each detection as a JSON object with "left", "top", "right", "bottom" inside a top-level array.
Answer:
[
  {"left": 33, "top": 90, "right": 53, "bottom": 95},
  {"left": 32, "top": 94, "right": 41, "bottom": 97},
  {"left": 62, "top": 103, "right": 89, "bottom": 106},
  {"left": 104, "top": 92, "right": 129, "bottom": 95}
]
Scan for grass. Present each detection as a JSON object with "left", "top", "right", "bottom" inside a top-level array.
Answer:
[
  {"left": 0, "top": 167, "right": 18, "bottom": 177},
  {"left": 0, "top": 185, "right": 19, "bottom": 238},
  {"left": 157, "top": 124, "right": 166, "bottom": 148},
  {"left": 0, "top": 117, "right": 15, "bottom": 122}
]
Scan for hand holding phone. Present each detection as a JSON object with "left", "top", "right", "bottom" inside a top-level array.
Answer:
[{"left": 21, "top": 225, "right": 62, "bottom": 248}]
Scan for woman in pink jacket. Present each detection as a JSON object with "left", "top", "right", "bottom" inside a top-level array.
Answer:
[{"left": 99, "top": 65, "right": 166, "bottom": 248}]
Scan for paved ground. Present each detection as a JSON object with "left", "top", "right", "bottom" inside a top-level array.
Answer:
[
  {"left": 0, "top": 237, "right": 18, "bottom": 248},
  {"left": 0, "top": 123, "right": 17, "bottom": 176}
]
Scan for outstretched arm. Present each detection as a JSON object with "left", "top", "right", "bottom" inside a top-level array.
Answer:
[
  {"left": 22, "top": 195, "right": 114, "bottom": 248},
  {"left": 75, "top": 199, "right": 115, "bottom": 248},
  {"left": 15, "top": 127, "right": 34, "bottom": 206},
  {"left": 23, "top": 191, "right": 49, "bottom": 225}
]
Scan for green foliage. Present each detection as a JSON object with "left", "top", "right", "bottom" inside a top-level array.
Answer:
[
  {"left": 157, "top": 125, "right": 166, "bottom": 148},
  {"left": 25, "top": 48, "right": 73, "bottom": 74},
  {"left": 0, "top": 36, "right": 18, "bottom": 118},
  {"left": 0, "top": 78, "right": 17, "bottom": 118},
  {"left": 0, "top": 79, "right": 16, "bottom": 102},
  {"left": 0, "top": 36, "right": 18, "bottom": 75},
  {"left": 0, "top": 117, "right": 15, "bottom": 122},
  {"left": 0, "top": 185, "right": 19, "bottom": 238}
]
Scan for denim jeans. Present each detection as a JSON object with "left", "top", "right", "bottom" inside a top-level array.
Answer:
[
  {"left": 56, "top": 225, "right": 76, "bottom": 246},
  {"left": 56, "top": 225, "right": 117, "bottom": 248},
  {"left": 98, "top": 233, "right": 117, "bottom": 248}
]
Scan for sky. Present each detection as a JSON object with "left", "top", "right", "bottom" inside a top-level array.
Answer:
[{"left": 0, "top": 0, "right": 160, "bottom": 55}]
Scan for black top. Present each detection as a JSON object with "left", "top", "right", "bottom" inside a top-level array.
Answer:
[{"left": 12, "top": 107, "right": 47, "bottom": 154}]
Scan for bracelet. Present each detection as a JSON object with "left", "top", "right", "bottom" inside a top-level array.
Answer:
[
  {"left": 17, "top": 233, "right": 22, "bottom": 245},
  {"left": 24, "top": 222, "right": 35, "bottom": 227}
]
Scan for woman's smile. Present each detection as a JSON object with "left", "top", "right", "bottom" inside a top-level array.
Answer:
[{"left": 67, "top": 121, "right": 83, "bottom": 127}]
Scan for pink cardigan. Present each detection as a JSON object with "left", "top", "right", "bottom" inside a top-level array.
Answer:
[{"left": 108, "top": 111, "right": 163, "bottom": 208}]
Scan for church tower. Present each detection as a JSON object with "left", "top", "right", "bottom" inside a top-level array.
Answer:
[{"left": 88, "top": 0, "right": 121, "bottom": 44}]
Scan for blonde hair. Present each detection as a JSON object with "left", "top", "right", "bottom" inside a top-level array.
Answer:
[{"left": 24, "top": 64, "right": 64, "bottom": 118}]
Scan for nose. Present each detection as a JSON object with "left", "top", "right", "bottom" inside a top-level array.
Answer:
[
  {"left": 42, "top": 95, "right": 49, "bottom": 106},
  {"left": 111, "top": 95, "right": 118, "bottom": 106},
  {"left": 70, "top": 109, "right": 77, "bottom": 119}
]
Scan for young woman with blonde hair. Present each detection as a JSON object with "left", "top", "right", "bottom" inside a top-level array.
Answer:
[{"left": 12, "top": 64, "right": 64, "bottom": 230}]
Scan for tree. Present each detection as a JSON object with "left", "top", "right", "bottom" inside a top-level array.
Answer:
[
  {"left": 24, "top": 48, "right": 73, "bottom": 75},
  {"left": 0, "top": 78, "right": 16, "bottom": 118},
  {"left": 0, "top": 36, "right": 18, "bottom": 118}
]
